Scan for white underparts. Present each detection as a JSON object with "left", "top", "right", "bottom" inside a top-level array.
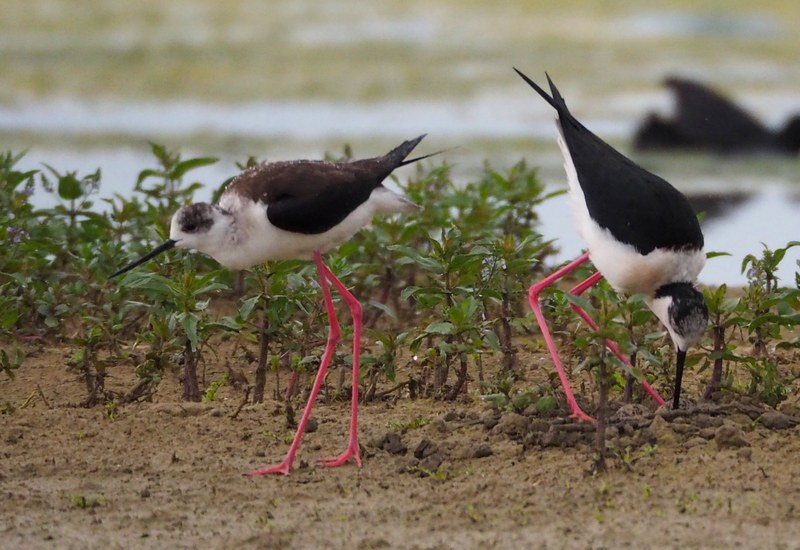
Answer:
[
  {"left": 189, "top": 187, "right": 419, "bottom": 269},
  {"left": 555, "top": 124, "right": 705, "bottom": 295}
]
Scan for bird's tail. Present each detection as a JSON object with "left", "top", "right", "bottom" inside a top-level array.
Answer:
[
  {"left": 385, "top": 134, "right": 453, "bottom": 168},
  {"left": 384, "top": 134, "right": 426, "bottom": 165},
  {"left": 513, "top": 68, "right": 570, "bottom": 116},
  {"left": 387, "top": 134, "right": 444, "bottom": 165}
]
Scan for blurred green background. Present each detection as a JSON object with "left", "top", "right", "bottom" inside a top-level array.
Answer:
[{"left": 1, "top": 0, "right": 799, "bottom": 283}]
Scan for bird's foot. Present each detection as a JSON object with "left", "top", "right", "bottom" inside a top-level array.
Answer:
[
  {"left": 245, "top": 459, "right": 293, "bottom": 477},
  {"left": 317, "top": 442, "right": 362, "bottom": 469},
  {"left": 570, "top": 409, "right": 595, "bottom": 423}
]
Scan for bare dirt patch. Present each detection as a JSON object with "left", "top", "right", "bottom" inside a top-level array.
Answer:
[{"left": 3, "top": 345, "right": 800, "bottom": 549}]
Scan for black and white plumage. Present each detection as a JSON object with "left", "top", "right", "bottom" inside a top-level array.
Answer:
[
  {"left": 111, "top": 135, "right": 430, "bottom": 476},
  {"left": 111, "top": 135, "right": 427, "bottom": 277},
  {"left": 516, "top": 69, "right": 708, "bottom": 413}
]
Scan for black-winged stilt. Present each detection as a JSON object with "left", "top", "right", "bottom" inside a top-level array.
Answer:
[
  {"left": 111, "top": 135, "right": 431, "bottom": 475},
  {"left": 514, "top": 69, "right": 708, "bottom": 421},
  {"left": 634, "top": 77, "right": 800, "bottom": 155}
]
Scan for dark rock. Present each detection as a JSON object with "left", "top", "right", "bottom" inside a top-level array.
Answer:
[
  {"left": 378, "top": 432, "right": 407, "bottom": 455},
  {"left": 413, "top": 439, "right": 438, "bottom": 460},
  {"left": 443, "top": 410, "right": 460, "bottom": 422},
  {"left": 430, "top": 419, "right": 449, "bottom": 434},
  {"left": 419, "top": 453, "right": 444, "bottom": 472},
  {"left": 648, "top": 415, "right": 677, "bottom": 445},
  {"left": 304, "top": 417, "right": 318, "bottom": 433},
  {"left": 492, "top": 412, "right": 530, "bottom": 438},
  {"left": 471, "top": 443, "right": 493, "bottom": 459},
  {"left": 715, "top": 424, "right": 749, "bottom": 449},
  {"left": 759, "top": 411, "right": 796, "bottom": 430},
  {"left": 529, "top": 419, "right": 551, "bottom": 433},
  {"left": 540, "top": 430, "right": 568, "bottom": 448},
  {"left": 480, "top": 409, "right": 501, "bottom": 430},
  {"left": 671, "top": 423, "right": 697, "bottom": 435},
  {"left": 695, "top": 414, "right": 722, "bottom": 429}
]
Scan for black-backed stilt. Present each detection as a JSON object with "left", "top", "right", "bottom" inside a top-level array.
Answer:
[
  {"left": 111, "top": 135, "right": 432, "bottom": 475},
  {"left": 515, "top": 69, "right": 708, "bottom": 421}
]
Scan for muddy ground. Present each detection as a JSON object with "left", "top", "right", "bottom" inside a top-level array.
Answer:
[{"left": 3, "top": 344, "right": 800, "bottom": 550}]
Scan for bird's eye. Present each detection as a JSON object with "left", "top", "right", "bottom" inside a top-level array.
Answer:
[{"left": 184, "top": 223, "right": 197, "bottom": 232}]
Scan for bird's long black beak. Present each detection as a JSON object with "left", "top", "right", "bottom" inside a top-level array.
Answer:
[
  {"left": 110, "top": 239, "right": 177, "bottom": 279},
  {"left": 672, "top": 349, "right": 687, "bottom": 409}
]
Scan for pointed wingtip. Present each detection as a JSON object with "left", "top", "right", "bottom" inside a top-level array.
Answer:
[
  {"left": 545, "top": 72, "right": 565, "bottom": 105},
  {"left": 513, "top": 67, "right": 560, "bottom": 111}
]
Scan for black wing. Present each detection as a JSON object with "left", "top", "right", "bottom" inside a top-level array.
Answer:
[
  {"left": 515, "top": 69, "right": 703, "bottom": 254},
  {"left": 225, "top": 136, "right": 426, "bottom": 234}
]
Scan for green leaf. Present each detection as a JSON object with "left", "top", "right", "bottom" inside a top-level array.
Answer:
[
  {"left": 367, "top": 300, "right": 397, "bottom": 319},
  {"left": 535, "top": 395, "right": 558, "bottom": 413},
  {"left": 0, "top": 310, "right": 19, "bottom": 329},
  {"left": 171, "top": 157, "right": 219, "bottom": 180},
  {"left": 239, "top": 296, "right": 260, "bottom": 320},
  {"left": 121, "top": 272, "right": 180, "bottom": 299},
  {"left": 483, "top": 329, "right": 501, "bottom": 351},
  {"left": 563, "top": 292, "right": 595, "bottom": 316},
  {"left": 57, "top": 174, "right": 83, "bottom": 200},
  {"left": 400, "top": 286, "right": 422, "bottom": 301},
  {"left": 136, "top": 168, "right": 163, "bottom": 187},
  {"left": 180, "top": 314, "right": 200, "bottom": 350},
  {"left": 741, "top": 253, "right": 758, "bottom": 274},
  {"left": 424, "top": 321, "right": 455, "bottom": 335}
]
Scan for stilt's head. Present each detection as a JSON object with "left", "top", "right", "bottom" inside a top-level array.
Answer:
[
  {"left": 167, "top": 202, "right": 232, "bottom": 257},
  {"left": 649, "top": 282, "right": 708, "bottom": 351},
  {"left": 110, "top": 202, "right": 232, "bottom": 278},
  {"left": 648, "top": 282, "right": 708, "bottom": 409}
]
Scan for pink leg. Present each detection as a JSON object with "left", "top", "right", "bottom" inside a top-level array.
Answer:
[
  {"left": 567, "top": 274, "right": 666, "bottom": 406},
  {"left": 246, "top": 252, "right": 342, "bottom": 477},
  {"left": 529, "top": 252, "right": 594, "bottom": 422},
  {"left": 314, "top": 260, "right": 363, "bottom": 469}
]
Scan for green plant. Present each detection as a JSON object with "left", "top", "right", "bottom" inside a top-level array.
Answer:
[
  {"left": 68, "top": 494, "right": 106, "bottom": 509},
  {"left": 203, "top": 373, "right": 229, "bottom": 402},
  {"left": 0, "top": 346, "right": 24, "bottom": 380},
  {"left": 122, "top": 269, "right": 230, "bottom": 401},
  {"left": 387, "top": 416, "right": 429, "bottom": 432}
]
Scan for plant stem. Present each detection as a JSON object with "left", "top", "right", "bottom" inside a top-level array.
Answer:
[
  {"left": 446, "top": 352, "right": 469, "bottom": 400},
  {"left": 703, "top": 323, "right": 724, "bottom": 400},
  {"left": 253, "top": 307, "right": 269, "bottom": 403},
  {"left": 623, "top": 351, "right": 636, "bottom": 403},
  {"left": 500, "top": 287, "right": 515, "bottom": 372},
  {"left": 595, "top": 351, "right": 608, "bottom": 471},
  {"left": 182, "top": 340, "right": 201, "bottom": 402}
]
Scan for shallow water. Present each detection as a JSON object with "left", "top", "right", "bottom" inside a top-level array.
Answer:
[{"left": 3, "top": 0, "right": 800, "bottom": 286}]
